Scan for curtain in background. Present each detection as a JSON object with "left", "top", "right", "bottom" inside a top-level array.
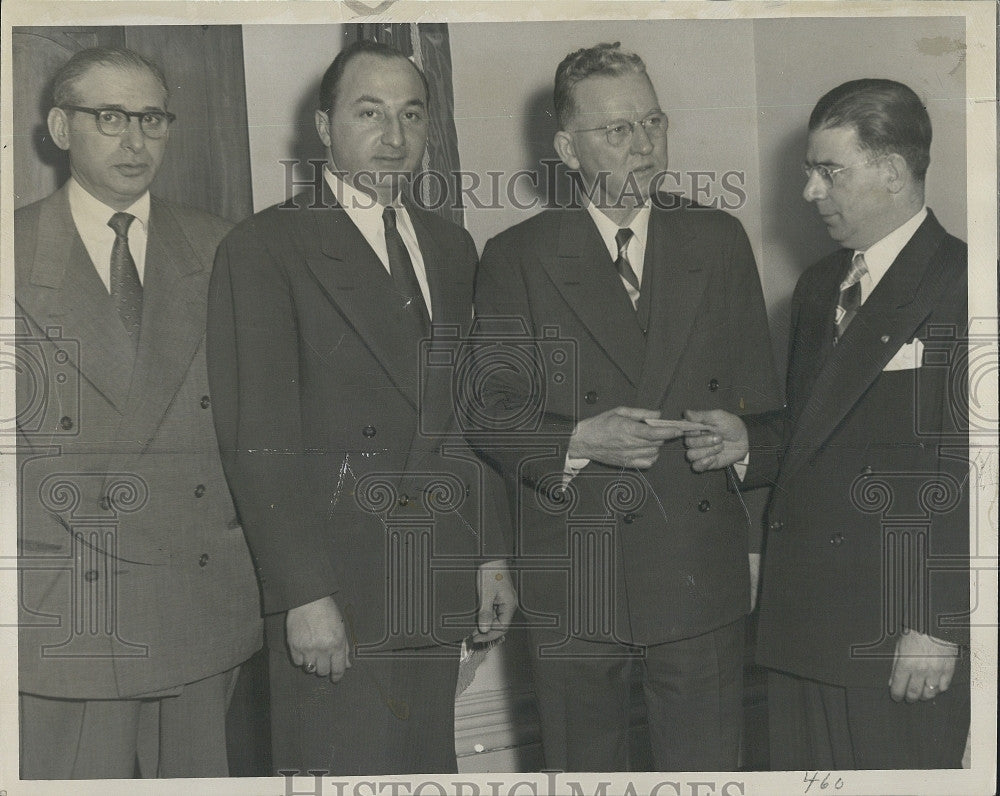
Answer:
[{"left": 344, "top": 23, "right": 465, "bottom": 227}]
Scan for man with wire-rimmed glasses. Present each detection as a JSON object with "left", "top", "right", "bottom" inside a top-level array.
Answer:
[
  {"left": 472, "top": 41, "right": 780, "bottom": 771},
  {"left": 15, "top": 46, "right": 262, "bottom": 778}
]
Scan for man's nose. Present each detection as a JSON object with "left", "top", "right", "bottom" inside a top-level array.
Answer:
[
  {"left": 381, "top": 115, "right": 404, "bottom": 148},
  {"left": 630, "top": 122, "right": 654, "bottom": 155},
  {"left": 119, "top": 118, "right": 146, "bottom": 152},
  {"left": 802, "top": 169, "right": 827, "bottom": 202}
]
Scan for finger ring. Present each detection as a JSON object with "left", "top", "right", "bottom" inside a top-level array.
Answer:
[
  {"left": 304, "top": 662, "right": 316, "bottom": 673},
  {"left": 926, "top": 683, "right": 936, "bottom": 690}
]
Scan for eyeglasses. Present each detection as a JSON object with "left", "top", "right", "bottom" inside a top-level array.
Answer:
[
  {"left": 571, "top": 111, "right": 669, "bottom": 147},
  {"left": 802, "top": 157, "right": 882, "bottom": 185},
  {"left": 61, "top": 105, "right": 176, "bottom": 139}
]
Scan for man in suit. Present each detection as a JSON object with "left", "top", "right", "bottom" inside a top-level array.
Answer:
[
  {"left": 472, "top": 42, "right": 781, "bottom": 771},
  {"left": 684, "top": 79, "right": 970, "bottom": 769},
  {"left": 207, "top": 40, "right": 515, "bottom": 775},
  {"left": 14, "top": 46, "right": 262, "bottom": 779}
]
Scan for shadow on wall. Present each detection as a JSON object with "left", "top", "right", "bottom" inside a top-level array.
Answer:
[{"left": 286, "top": 76, "right": 328, "bottom": 202}]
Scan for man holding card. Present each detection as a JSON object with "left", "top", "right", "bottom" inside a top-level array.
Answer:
[
  {"left": 472, "top": 42, "right": 780, "bottom": 771},
  {"left": 684, "top": 79, "right": 970, "bottom": 769}
]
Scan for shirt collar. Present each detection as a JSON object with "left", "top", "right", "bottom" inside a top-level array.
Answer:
[
  {"left": 67, "top": 176, "right": 150, "bottom": 232},
  {"left": 585, "top": 200, "right": 651, "bottom": 255},
  {"left": 855, "top": 206, "right": 928, "bottom": 287}
]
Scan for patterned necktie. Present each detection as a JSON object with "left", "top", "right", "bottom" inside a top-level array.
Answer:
[
  {"left": 107, "top": 212, "right": 143, "bottom": 345},
  {"left": 383, "top": 206, "right": 430, "bottom": 334},
  {"left": 614, "top": 227, "right": 640, "bottom": 294},
  {"left": 834, "top": 251, "right": 868, "bottom": 345}
]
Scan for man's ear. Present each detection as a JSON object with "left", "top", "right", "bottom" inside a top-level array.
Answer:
[
  {"left": 553, "top": 130, "right": 579, "bottom": 170},
  {"left": 48, "top": 107, "right": 71, "bottom": 152},
  {"left": 881, "top": 153, "right": 909, "bottom": 194},
  {"left": 314, "top": 109, "right": 332, "bottom": 148}
]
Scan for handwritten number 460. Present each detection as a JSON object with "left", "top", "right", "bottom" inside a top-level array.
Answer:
[{"left": 803, "top": 771, "right": 845, "bottom": 792}]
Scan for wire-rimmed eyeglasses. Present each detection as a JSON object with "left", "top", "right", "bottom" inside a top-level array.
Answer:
[
  {"left": 61, "top": 106, "right": 176, "bottom": 139},
  {"left": 802, "top": 157, "right": 883, "bottom": 186},
  {"left": 571, "top": 111, "right": 669, "bottom": 148}
]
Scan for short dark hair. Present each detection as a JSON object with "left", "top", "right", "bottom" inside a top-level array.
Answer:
[
  {"left": 553, "top": 42, "right": 647, "bottom": 129},
  {"left": 809, "top": 78, "right": 932, "bottom": 182},
  {"left": 52, "top": 46, "right": 169, "bottom": 108},
  {"left": 318, "top": 39, "right": 429, "bottom": 113}
]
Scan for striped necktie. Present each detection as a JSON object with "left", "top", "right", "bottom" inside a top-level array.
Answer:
[
  {"left": 834, "top": 251, "right": 868, "bottom": 345},
  {"left": 107, "top": 212, "right": 143, "bottom": 345},
  {"left": 615, "top": 227, "right": 640, "bottom": 294}
]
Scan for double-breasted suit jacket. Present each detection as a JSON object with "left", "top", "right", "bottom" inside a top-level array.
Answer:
[
  {"left": 15, "top": 186, "right": 262, "bottom": 699},
  {"left": 207, "top": 188, "right": 509, "bottom": 654},
  {"left": 745, "top": 210, "right": 970, "bottom": 687},
  {"left": 473, "top": 195, "right": 782, "bottom": 646}
]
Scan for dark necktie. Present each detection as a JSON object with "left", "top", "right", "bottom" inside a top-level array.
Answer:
[
  {"left": 834, "top": 252, "right": 868, "bottom": 345},
  {"left": 107, "top": 212, "right": 143, "bottom": 345},
  {"left": 615, "top": 227, "right": 640, "bottom": 294},
  {"left": 383, "top": 206, "right": 430, "bottom": 334}
]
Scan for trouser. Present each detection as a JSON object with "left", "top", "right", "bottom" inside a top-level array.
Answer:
[
  {"left": 269, "top": 644, "right": 460, "bottom": 776},
  {"left": 529, "top": 618, "right": 745, "bottom": 772},
  {"left": 767, "top": 668, "right": 970, "bottom": 770},
  {"left": 19, "top": 667, "right": 238, "bottom": 779}
]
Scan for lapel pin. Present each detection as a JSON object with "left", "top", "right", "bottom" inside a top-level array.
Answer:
[{"left": 880, "top": 335, "right": 891, "bottom": 343}]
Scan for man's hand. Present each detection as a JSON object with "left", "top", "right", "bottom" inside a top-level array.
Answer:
[
  {"left": 286, "top": 594, "right": 352, "bottom": 682},
  {"left": 474, "top": 559, "right": 517, "bottom": 644},
  {"left": 749, "top": 552, "right": 761, "bottom": 612},
  {"left": 889, "top": 627, "right": 958, "bottom": 703},
  {"left": 682, "top": 409, "right": 749, "bottom": 472},
  {"left": 568, "top": 407, "right": 683, "bottom": 469}
]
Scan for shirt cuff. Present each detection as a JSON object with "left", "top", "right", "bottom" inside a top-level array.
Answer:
[{"left": 733, "top": 452, "right": 750, "bottom": 481}]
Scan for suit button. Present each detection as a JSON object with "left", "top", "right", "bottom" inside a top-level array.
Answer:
[
  {"left": 464, "top": 483, "right": 471, "bottom": 498},
  {"left": 708, "top": 379, "right": 719, "bottom": 392},
  {"left": 698, "top": 499, "right": 710, "bottom": 512},
  {"left": 584, "top": 391, "right": 598, "bottom": 405},
  {"left": 861, "top": 465, "right": 873, "bottom": 475},
  {"left": 59, "top": 416, "right": 73, "bottom": 430},
  {"left": 198, "top": 553, "right": 209, "bottom": 567},
  {"left": 623, "top": 512, "right": 638, "bottom": 524},
  {"left": 362, "top": 425, "right": 377, "bottom": 438},
  {"left": 84, "top": 569, "right": 99, "bottom": 582},
  {"left": 200, "top": 395, "right": 211, "bottom": 409},
  {"left": 769, "top": 520, "right": 783, "bottom": 532},
  {"left": 194, "top": 484, "right": 206, "bottom": 498},
  {"left": 398, "top": 494, "right": 409, "bottom": 507},
  {"left": 830, "top": 533, "right": 844, "bottom": 546}
]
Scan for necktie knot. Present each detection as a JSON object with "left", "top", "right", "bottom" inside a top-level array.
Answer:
[
  {"left": 383, "top": 205, "right": 398, "bottom": 231},
  {"left": 842, "top": 252, "right": 869, "bottom": 290},
  {"left": 615, "top": 227, "right": 634, "bottom": 258},
  {"left": 108, "top": 212, "right": 135, "bottom": 239}
]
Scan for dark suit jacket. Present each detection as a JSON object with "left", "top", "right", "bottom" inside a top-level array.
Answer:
[
  {"left": 15, "top": 186, "right": 262, "bottom": 699},
  {"left": 745, "top": 210, "right": 970, "bottom": 688},
  {"left": 473, "top": 196, "right": 782, "bottom": 646},
  {"left": 207, "top": 188, "right": 510, "bottom": 654}
]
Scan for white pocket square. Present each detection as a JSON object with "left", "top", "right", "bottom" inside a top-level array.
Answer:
[{"left": 883, "top": 338, "right": 924, "bottom": 371}]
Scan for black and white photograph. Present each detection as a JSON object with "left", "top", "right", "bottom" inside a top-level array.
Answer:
[{"left": 1, "top": 2, "right": 996, "bottom": 795}]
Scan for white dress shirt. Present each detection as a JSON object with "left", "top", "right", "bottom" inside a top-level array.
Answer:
[
  {"left": 67, "top": 177, "right": 150, "bottom": 289},
  {"left": 322, "top": 166, "right": 432, "bottom": 319},
  {"left": 585, "top": 200, "right": 652, "bottom": 308},
  {"left": 853, "top": 206, "right": 928, "bottom": 303}
]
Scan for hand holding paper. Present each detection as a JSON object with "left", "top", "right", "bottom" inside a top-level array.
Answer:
[{"left": 682, "top": 409, "right": 749, "bottom": 472}]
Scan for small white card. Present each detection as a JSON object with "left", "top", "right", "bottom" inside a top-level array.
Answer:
[
  {"left": 883, "top": 337, "right": 925, "bottom": 371},
  {"left": 643, "top": 418, "right": 713, "bottom": 432}
]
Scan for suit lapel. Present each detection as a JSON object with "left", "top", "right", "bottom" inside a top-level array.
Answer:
[
  {"left": 301, "top": 197, "right": 424, "bottom": 410},
  {"left": 410, "top": 206, "right": 471, "bottom": 444},
  {"left": 19, "top": 187, "right": 135, "bottom": 411},
  {"left": 113, "top": 200, "right": 209, "bottom": 451},
  {"left": 780, "top": 213, "right": 951, "bottom": 480},
  {"left": 538, "top": 209, "right": 646, "bottom": 387},
  {"left": 634, "top": 205, "right": 709, "bottom": 406}
]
